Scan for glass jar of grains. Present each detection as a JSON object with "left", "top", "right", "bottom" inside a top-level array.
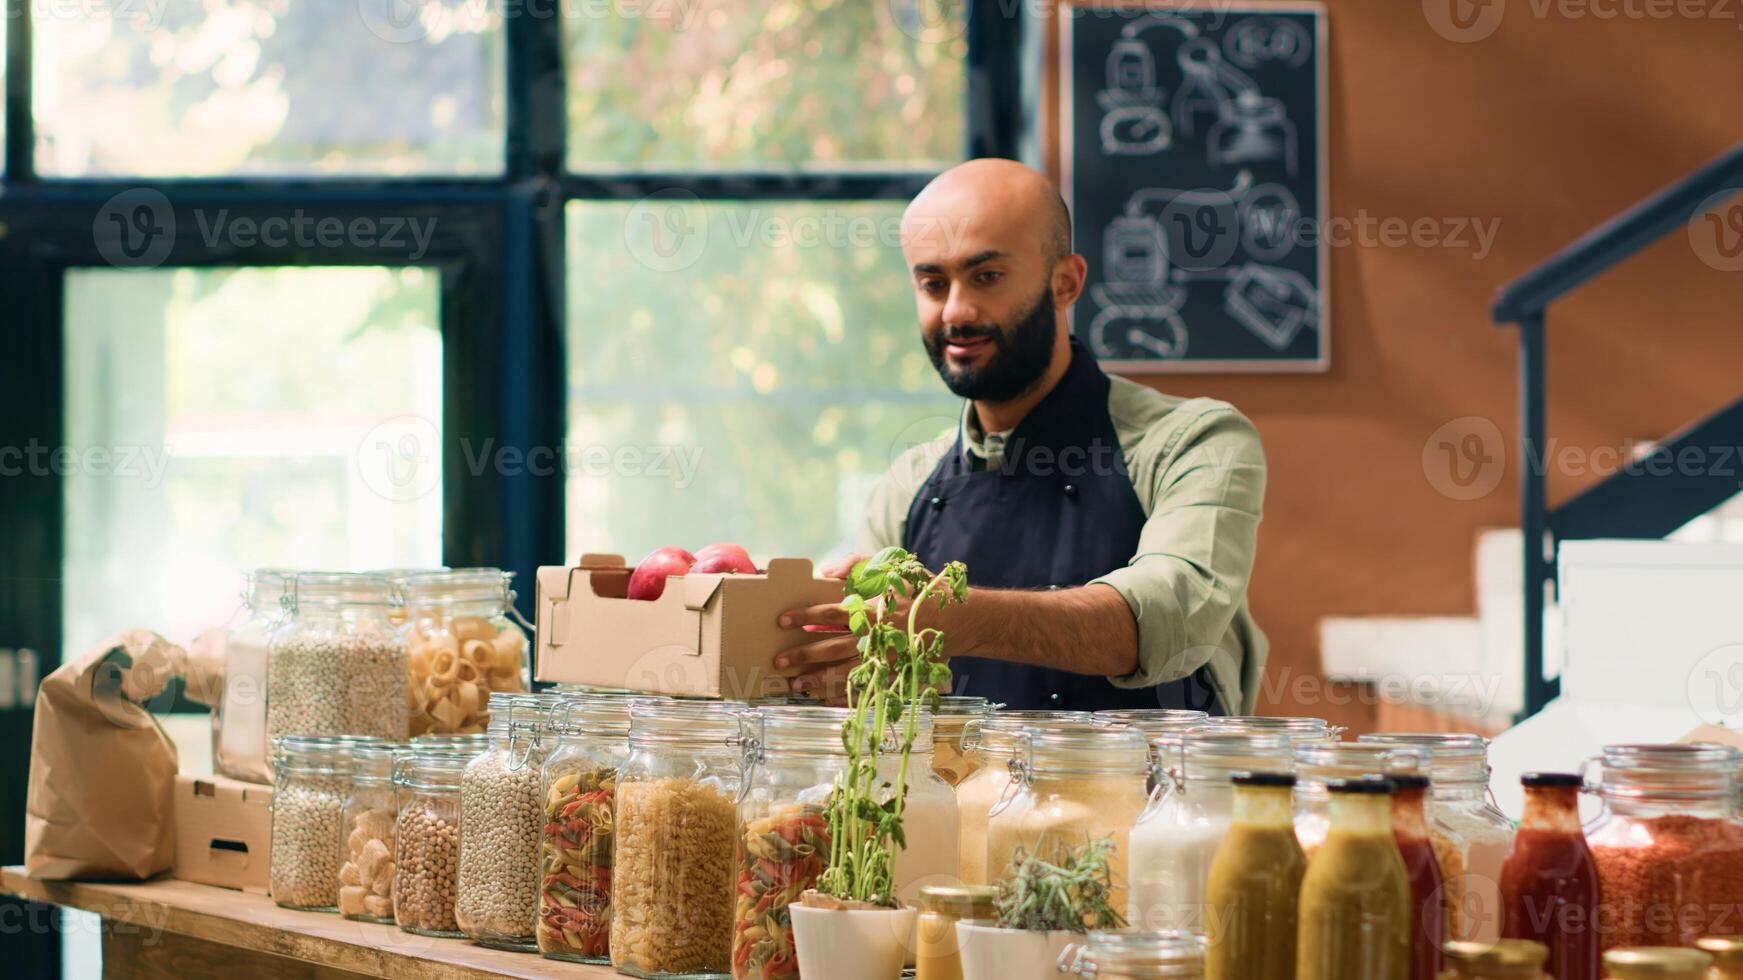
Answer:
[
  {"left": 338, "top": 741, "right": 406, "bottom": 922},
  {"left": 931, "top": 696, "right": 994, "bottom": 787},
  {"left": 1128, "top": 732, "right": 1295, "bottom": 933},
  {"left": 953, "top": 710, "right": 1091, "bottom": 885},
  {"left": 1698, "top": 936, "right": 1743, "bottom": 980},
  {"left": 455, "top": 692, "right": 552, "bottom": 950},
  {"left": 392, "top": 746, "right": 474, "bottom": 937},
  {"left": 270, "top": 735, "right": 357, "bottom": 910},
  {"left": 1438, "top": 939, "right": 1551, "bottom": 980},
  {"left": 538, "top": 692, "right": 635, "bottom": 964},
  {"left": 269, "top": 573, "right": 408, "bottom": 742},
  {"left": 1058, "top": 930, "right": 1207, "bottom": 979},
  {"left": 734, "top": 706, "right": 846, "bottom": 980},
  {"left": 1359, "top": 733, "right": 1514, "bottom": 942},
  {"left": 986, "top": 724, "right": 1151, "bottom": 916},
  {"left": 216, "top": 568, "right": 294, "bottom": 784},
  {"left": 403, "top": 569, "right": 529, "bottom": 736},
  {"left": 1585, "top": 744, "right": 1743, "bottom": 950},
  {"left": 611, "top": 697, "right": 746, "bottom": 978},
  {"left": 1604, "top": 948, "right": 1714, "bottom": 980}
]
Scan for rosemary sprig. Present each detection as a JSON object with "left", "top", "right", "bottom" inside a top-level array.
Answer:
[{"left": 994, "top": 835, "right": 1127, "bottom": 934}]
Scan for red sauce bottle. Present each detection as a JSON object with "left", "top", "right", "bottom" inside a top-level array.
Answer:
[
  {"left": 1389, "top": 774, "right": 1446, "bottom": 980},
  {"left": 1499, "top": 772, "right": 1600, "bottom": 980}
]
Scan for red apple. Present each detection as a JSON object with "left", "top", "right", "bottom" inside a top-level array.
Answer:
[
  {"left": 692, "top": 543, "right": 757, "bottom": 575},
  {"left": 627, "top": 546, "right": 696, "bottom": 601}
]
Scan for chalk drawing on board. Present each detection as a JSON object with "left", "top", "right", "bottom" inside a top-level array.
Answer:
[
  {"left": 1173, "top": 263, "right": 1320, "bottom": 351},
  {"left": 1087, "top": 284, "right": 1190, "bottom": 360},
  {"left": 1223, "top": 16, "right": 1313, "bottom": 69},
  {"left": 1095, "top": 14, "right": 1197, "bottom": 156},
  {"left": 1238, "top": 182, "right": 1302, "bottom": 262},
  {"left": 1172, "top": 39, "right": 1299, "bottom": 175}
]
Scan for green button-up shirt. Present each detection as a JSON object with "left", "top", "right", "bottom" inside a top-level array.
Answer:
[{"left": 855, "top": 375, "right": 1269, "bottom": 715}]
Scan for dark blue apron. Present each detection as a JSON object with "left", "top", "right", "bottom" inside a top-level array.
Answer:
[{"left": 902, "top": 339, "right": 1225, "bottom": 714}]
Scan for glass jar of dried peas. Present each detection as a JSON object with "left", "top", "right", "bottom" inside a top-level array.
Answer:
[{"left": 536, "top": 692, "right": 634, "bottom": 964}]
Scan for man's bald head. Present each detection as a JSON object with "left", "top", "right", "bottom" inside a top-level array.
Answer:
[{"left": 902, "top": 158, "right": 1073, "bottom": 267}]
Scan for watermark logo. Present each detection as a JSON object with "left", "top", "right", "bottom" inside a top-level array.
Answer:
[
  {"left": 1690, "top": 188, "right": 1743, "bottom": 272},
  {"left": 1688, "top": 643, "right": 1743, "bottom": 725},
  {"left": 358, "top": 0, "right": 434, "bottom": 43},
  {"left": 357, "top": 414, "right": 443, "bottom": 503},
  {"left": 95, "top": 188, "right": 175, "bottom": 269},
  {"left": 1422, "top": 416, "right": 1507, "bottom": 501},
  {"left": 1423, "top": 0, "right": 1507, "bottom": 41},
  {"left": 887, "top": 0, "right": 968, "bottom": 44},
  {"left": 624, "top": 188, "right": 709, "bottom": 273}
]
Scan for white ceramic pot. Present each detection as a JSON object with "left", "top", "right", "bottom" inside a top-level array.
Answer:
[
  {"left": 789, "top": 904, "right": 918, "bottom": 980},
  {"left": 956, "top": 922, "right": 1076, "bottom": 980}
]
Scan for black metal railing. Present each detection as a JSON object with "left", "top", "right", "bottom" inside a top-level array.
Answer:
[{"left": 1492, "top": 140, "right": 1743, "bottom": 719}]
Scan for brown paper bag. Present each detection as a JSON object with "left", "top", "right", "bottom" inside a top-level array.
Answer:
[{"left": 24, "top": 629, "right": 196, "bottom": 880}]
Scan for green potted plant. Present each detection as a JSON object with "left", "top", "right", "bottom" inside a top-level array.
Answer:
[
  {"left": 956, "top": 836, "right": 1127, "bottom": 980},
  {"left": 789, "top": 547, "right": 967, "bottom": 980}
]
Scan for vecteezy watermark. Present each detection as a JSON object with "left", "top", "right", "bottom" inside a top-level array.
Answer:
[
  {"left": 0, "top": 440, "right": 173, "bottom": 489},
  {"left": 621, "top": 192, "right": 972, "bottom": 273},
  {"left": 1687, "top": 643, "right": 1743, "bottom": 725},
  {"left": 355, "top": 415, "right": 707, "bottom": 502},
  {"left": 1425, "top": 0, "right": 1743, "bottom": 41},
  {"left": 1421, "top": 418, "right": 1743, "bottom": 500},
  {"left": 1255, "top": 665, "right": 1511, "bottom": 717},
  {"left": 93, "top": 190, "right": 439, "bottom": 269},
  {"left": 356, "top": 0, "right": 707, "bottom": 44},
  {"left": 1690, "top": 188, "right": 1743, "bottom": 272},
  {"left": 22, "top": 0, "right": 170, "bottom": 29}
]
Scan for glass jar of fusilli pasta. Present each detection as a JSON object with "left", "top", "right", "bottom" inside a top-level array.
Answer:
[
  {"left": 538, "top": 692, "right": 634, "bottom": 964},
  {"left": 612, "top": 698, "right": 746, "bottom": 978}
]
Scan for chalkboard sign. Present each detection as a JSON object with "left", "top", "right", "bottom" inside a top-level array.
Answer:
[{"left": 1059, "top": 2, "right": 1328, "bottom": 372}]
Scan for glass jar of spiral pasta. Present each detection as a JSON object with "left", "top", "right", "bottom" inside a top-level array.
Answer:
[
  {"left": 539, "top": 692, "right": 636, "bottom": 964},
  {"left": 455, "top": 692, "right": 550, "bottom": 950},
  {"left": 403, "top": 569, "right": 529, "bottom": 737},
  {"left": 612, "top": 697, "right": 746, "bottom": 978},
  {"left": 269, "top": 573, "right": 408, "bottom": 742},
  {"left": 391, "top": 746, "right": 473, "bottom": 937},
  {"left": 270, "top": 735, "right": 357, "bottom": 911},
  {"left": 336, "top": 742, "right": 406, "bottom": 922}
]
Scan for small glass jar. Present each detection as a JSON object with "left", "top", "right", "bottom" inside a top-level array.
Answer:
[
  {"left": 455, "top": 692, "right": 549, "bottom": 950},
  {"left": 269, "top": 572, "right": 408, "bottom": 742},
  {"left": 1059, "top": 930, "right": 1207, "bottom": 979},
  {"left": 538, "top": 692, "right": 634, "bottom": 964},
  {"left": 1128, "top": 732, "right": 1295, "bottom": 932},
  {"left": 404, "top": 569, "right": 529, "bottom": 737},
  {"left": 953, "top": 710, "right": 1092, "bottom": 886},
  {"left": 1439, "top": 939, "right": 1551, "bottom": 979},
  {"left": 916, "top": 884, "right": 999, "bottom": 980},
  {"left": 392, "top": 747, "right": 472, "bottom": 937},
  {"left": 1698, "top": 937, "right": 1743, "bottom": 980},
  {"left": 270, "top": 735, "right": 355, "bottom": 910},
  {"left": 986, "top": 724, "right": 1150, "bottom": 915},
  {"left": 931, "top": 696, "right": 994, "bottom": 788},
  {"left": 1585, "top": 744, "right": 1743, "bottom": 950},
  {"left": 1292, "top": 742, "right": 1429, "bottom": 855},
  {"left": 338, "top": 742, "right": 406, "bottom": 922},
  {"left": 1360, "top": 733, "right": 1514, "bottom": 942},
  {"left": 217, "top": 568, "right": 294, "bottom": 784},
  {"left": 611, "top": 697, "right": 746, "bottom": 978},
  {"left": 734, "top": 706, "right": 846, "bottom": 980},
  {"left": 1604, "top": 948, "right": 1714, "bottom": 980},
  {"left": 1198, "top": 716, "right": 1344, "bottom": 742}
]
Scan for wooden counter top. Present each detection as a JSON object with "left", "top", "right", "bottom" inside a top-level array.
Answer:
[{"left": 2, "top": 866, "right": 615, "bottom": 979}]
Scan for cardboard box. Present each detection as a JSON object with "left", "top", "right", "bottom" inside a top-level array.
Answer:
[
  {"left": 172, "top": 774, "right": 273, "bottom": 895},
  {"left": 536, "top": 554, "right": 844, "bottom": 699}
]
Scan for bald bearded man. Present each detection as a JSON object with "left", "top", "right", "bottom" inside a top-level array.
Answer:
[{"left": 776, "top": 159, "right": 1268, "bottom": 715}]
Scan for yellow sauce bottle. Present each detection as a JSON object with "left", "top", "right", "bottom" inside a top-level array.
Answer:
[
  {"left": 916, "top": 884, "right": 999, "bottom": 980},
  {"left": 1297, "top": 776, "right": 1411, "bottom": 980},
  {"left": 1438, "top": 939, "right": 1550, "bottom": 979},
  {"left": 1603, "top": 947, "right": 1714, "bottom": 980},
  {"left": 1205, "top": 771, "right": 1305, "bottom": 980}
]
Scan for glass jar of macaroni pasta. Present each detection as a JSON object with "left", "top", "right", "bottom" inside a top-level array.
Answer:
[
  {"left": 404, "top": 569, "right": 528, "bottom": 737},
  {"left": 931, "top": 696, "right": 994, "bottom": 787},
  {"left": 337, "top": 741, "right": 406, "bottom": 922}
]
